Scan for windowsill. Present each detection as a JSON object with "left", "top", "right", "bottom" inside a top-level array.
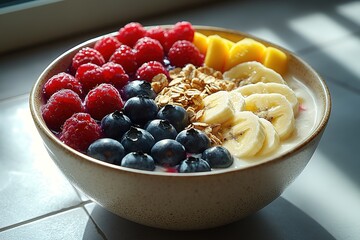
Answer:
[{"left": 0, "top": 0, "right": 211, "bottom": 54}]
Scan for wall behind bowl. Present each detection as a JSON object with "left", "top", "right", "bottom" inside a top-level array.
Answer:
[{"left": 0, "top": 0, "right": 214, "bottom": 54}]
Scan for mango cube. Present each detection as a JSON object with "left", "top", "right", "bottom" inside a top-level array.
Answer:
[
  {"left": 224, "top": 38, "right": 266, "bottom": 71},
  {"left": 223, "top": 38, "right": 235, "bottom": 50},
  {"left": 262, "top": 47, "right": 288, "bottom": 75},
  {"left": 204, "top": 35, "right": 230, "bottom": 71},
  {"left": 193, "top": 32, "right": 208, "bottom": 55}
]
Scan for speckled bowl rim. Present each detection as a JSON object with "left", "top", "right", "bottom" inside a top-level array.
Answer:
[{"left": 29, "top": 25, "right": 331, "bottom": 178}]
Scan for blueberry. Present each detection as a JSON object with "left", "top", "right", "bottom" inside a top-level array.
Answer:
[
  {"left": 87, "top": 138, "right": 125, "bottom": 165},
  {"left": 121, "top": 80, "right": 156, "bottom": 100},
  {"left": 101, "top": 110, "right": 132, "bottom": 140},
  {"left": 120, "top": 126, "right": 155, "bottom": 153},
  {"left": 121, "top": 152, "right": 155, "bottom": 171},
  {"left": 123, "top": 96, "right": 158, "bottom": 126},
  {"left": 201, "top": 146, "right": 233, "bottom": 168},
  {"left": 145, "top": 119, "right": 177, "bottom": 141},
  {"left": 163, "top": 58, "right": 175, "bottom": 71},
  {"left": 178, "top": 156, "right": 211, "bottom": 173},
  {"left": 151, "top": 139, "right": 186, "bottom": 167},
  {"left": 157, "top": 104, "right": 189, "bottom": 132},
  {"left": 175, "top": 128, "right": 211, "bottom": 153}
]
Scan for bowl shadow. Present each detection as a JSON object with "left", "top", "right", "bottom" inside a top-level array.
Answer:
[{"left": 82, "top": 197, "right": 335, "bottom": 240}]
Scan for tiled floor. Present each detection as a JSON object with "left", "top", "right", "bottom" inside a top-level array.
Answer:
[{"left": 0, "top": 0, "right": 359, "bottom": 239}]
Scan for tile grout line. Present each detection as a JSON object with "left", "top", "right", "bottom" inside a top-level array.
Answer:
[
  {"left": 0, "top": 200, "right": 92, "bottom": 233},
  {"left": 0, "top": 92, "right": 30, "bottom": 104},
  {"left": 70, "top": 185, "right": 109, "bottom": 239},
  {"left": 82, "top": 205, "right": 109, "bottom": 240},
  {"left": 71, "top": 185, "right": 90, "bottom": 202}
]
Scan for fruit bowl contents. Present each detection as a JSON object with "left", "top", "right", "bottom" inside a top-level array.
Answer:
[
  {"left": 38, "top": 21, "right": 316, "bottom": 173},
  {"left": 30, "top": 22, "right": 330, "bottom": 230}
]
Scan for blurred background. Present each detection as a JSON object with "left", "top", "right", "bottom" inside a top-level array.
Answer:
[
  {"left": 0, "top": 0, "right": 359, "bottom": 239},
  {"left": 1, "top": 0, "right": 358, "bottom": 55},
  {"left": 0, "top": 0, "right": 213, "bottom": 53}
]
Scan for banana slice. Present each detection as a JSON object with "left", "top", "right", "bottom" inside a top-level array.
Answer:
[
  {"left": 222, "top": 111, "right": 265, "bottom": 158},
  {"left": 199, "top": 91, "right": 235, "bottom": 124},
  {"left": 244, "top": 93, "right": 295, "bottom": 140},
  {"left": 228, "top": 91, "right": 245, "bottom": 112},
  {"left": 223, "top": 61, "right": 286, "bottom": 86},
  {"left": 258, "top": 118, "right": 280, "bottom": 155},
  {"left": 235, "top": 82, "right": 299, "bottom": 115}
]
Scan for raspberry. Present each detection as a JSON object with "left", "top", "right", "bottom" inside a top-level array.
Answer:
[
  {"left": 43, "top": 72, "right": 82, "bottom": 99},
  {"left": 109, "top": 45, "right": 137, "bottom": 74},
  {"left": 75, "top": 63, "right": 103, "bottom": 94},
  {"left": 117, "top": 22, "right": 146, "bottom": 47},
  {"left": 135, "top": 61, "right": 168, "bottom": 82},
  {"left": 163, "top": 29, "right": 178, "bottom": 53},
  {"left": 85, "top": 83, "right": 124, "bottom": 120},
  {"left": 134, "top": 37, "right": 164, "bottom": 66},
  {"left": 172, "top": 21, "right": 195, "bottom": 42},
  {"left": 94, "top": 35, "right": 122, "bottom": 61},
  {"left": 146, "top": 26, "right": 166, "bottom": 49},
  {"left": 168, "top": 40, "right": 204, "bottom": 67},
  {"left": 71, "top": 47, "right": 105, "bottom": 71},
  {"left": 60, "top": 113, "right": 102, "bottom": 152},
  {"left": 102, "top": 62, "right": 129, "bottom": 89},
  {"left": 75, "top": 62, "right": 129, "bottom": 94},
  {"left": 163, "top": 21, "right": 195, "bottom": 53},
  {"left": 42, "top": 89, "right": 84, "bottom": 132}
]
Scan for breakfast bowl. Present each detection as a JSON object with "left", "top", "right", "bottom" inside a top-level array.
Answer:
[{"left": 29, "top": 24, "right": 331, "bottom": 230}]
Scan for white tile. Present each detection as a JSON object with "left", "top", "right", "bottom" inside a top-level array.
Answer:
[
  {"left": 0, "top": 33, "right": 102, "bottom": 100},
  {"left": 143, "top": 1, "right": 302, "bottom": 51},
  {"left": 283, "top": 151, "right": 360, "bottom": 240},
  {"left": 283, "top": 81, "right": 360, "bottom": 240},
  {"left": 84, "top": 200, "right": 334, "bottom": 239},
  {"left": 143, "top": 0, "right": 357, "bottom": 52},
  {"left": 1, "top": 0, "right": 358, "bottom": 100},
  {"left": 246, "top": 27, "right": 293, "bottom": 50},
  {"left": 288, "top": 12, "right": 350, "bottom": 46},
  {"left": 0, "top": 96, "right": 83, "bottom": 228},
  {"left": 0, "top": 208, "right": 103, "bottom": 240},
  {"left": 300, "top": 34, "right": 360, "bottom": 91},
  {"left": 0, "top": 45, "right": 66, "bottom": 100},
  {"left": 74, "top": 188, "right": 91, "bottom": 202},
  {"left": 0, "top": 1, "right": 358, "bottom": 239},
  {"left": 337, "top": 1, "right": 360, "bottom": 25}
]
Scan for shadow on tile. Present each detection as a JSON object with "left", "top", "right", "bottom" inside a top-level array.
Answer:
[
  {"left": 142, "top": 0, "right": 360, "bottom": 92},
  {"left": 315, "top": 81, "right": 360, "bottom": 185},
  {"left": 0, "top": 96, "right": 83, "bottom": 229},
  {"left": 299, "top": 33, "right": 360, "bottom": 93},
  {"left": 83, "top": 197, "right": 335, "bottom": 240},
  {"left": 0, "top": 208, "right": 103, "bottom": 240},
  {"left": 143, "top": 0, "right": 358, "bottom": 51}
]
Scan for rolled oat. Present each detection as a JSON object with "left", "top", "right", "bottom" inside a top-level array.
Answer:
[{"left": 152, "top": 64, "right": 236, "bottom": 145}]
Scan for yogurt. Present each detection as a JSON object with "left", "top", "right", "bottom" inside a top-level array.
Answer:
[{"left": 226, "top": 76, "right": 317, "bottom": 170}]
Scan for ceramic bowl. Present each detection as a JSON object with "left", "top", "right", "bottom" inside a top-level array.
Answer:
[{"left": 29, "top": 26, "right": 331, "bottom": 230}]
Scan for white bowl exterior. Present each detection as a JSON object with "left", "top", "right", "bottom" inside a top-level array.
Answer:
[
  {"left": 35, "top": 123, "right": 322, "bottom": 230},
  {"left": 30, "top": 26, "right": 331, "bottom": 230}
]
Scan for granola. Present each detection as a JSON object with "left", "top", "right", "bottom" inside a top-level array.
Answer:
[
  {"left": 152, "top": 64, "right": 235, "bottom": 145},
  {"left": 186, "top": 122, "right": 223, "bottom": 146}
]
